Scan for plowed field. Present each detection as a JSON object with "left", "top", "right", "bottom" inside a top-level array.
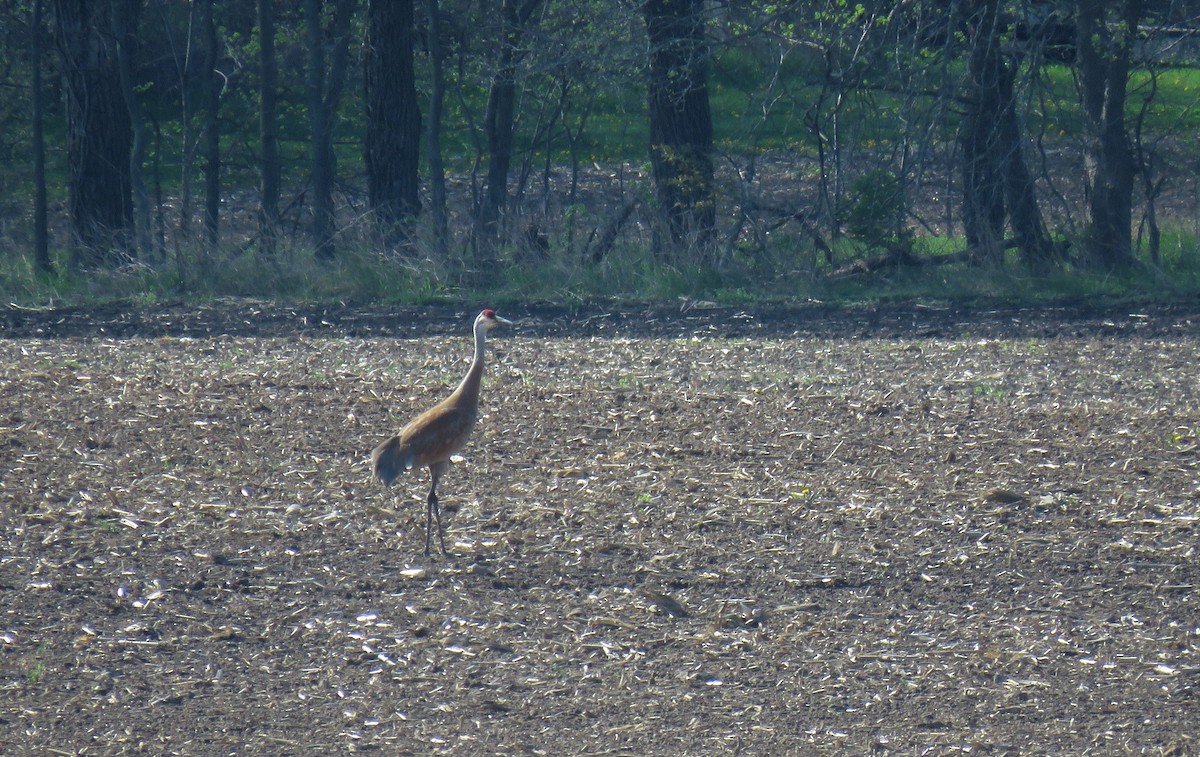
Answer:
[{"left": 2, "top": 302, "right": 1198, "bottom": 754}]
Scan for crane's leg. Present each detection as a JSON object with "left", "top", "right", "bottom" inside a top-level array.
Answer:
[
  {"left": 426, "top": 462, "right": 450, "bottom": 557},
  {"left": 423, "top": 483, "right": 434, "bottom": 557}
]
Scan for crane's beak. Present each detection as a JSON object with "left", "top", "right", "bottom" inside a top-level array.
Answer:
[{"left": 494, "top": 314, "right": 514, "bottom": 326}]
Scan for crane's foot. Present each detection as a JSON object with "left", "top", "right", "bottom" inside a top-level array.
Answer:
[
  {"left": 421, "top": 545, "right": 453, "bottom": 559},
  {"left": 421, "top": 538, "right": 453, "bottom": 558}
]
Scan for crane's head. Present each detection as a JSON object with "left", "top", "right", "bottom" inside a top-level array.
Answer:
[{"left": 476, "top": 309, "right": 513, "bottom": 331}]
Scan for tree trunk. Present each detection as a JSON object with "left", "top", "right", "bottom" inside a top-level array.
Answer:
[
  {"left": 178, "top": 0, "right": 196, "bottom": 244},
  {"left": 152, "top": 115, "right": 166, "bottom": 259},
  {"left": 1076, "top": 0, "right": 1142, "bottom": 269},
  {"left": 112, "top": 0, "right": 150, "bottom": 260},
  {"left": 475, "top": 0, "right": 542, "bottom": 259},
  {"left": 54, "top": 0, "right": 134, "bottom": 268},
  {"left": 477, "top": 46, "right": 516, "bottom": 257},
  {"left": 959, "top": 0, "right": 1007, "bottom": 266},
  {"left": 997, "top": 63, "right": 1055, "bottom": 269},
  {"left": 32, "top": 0, "right": 52, "bottom": 274},
  {"left": 643, "top": 0, "right": 715, "bottom": 260},
  {"left": 470, "top": 0, "right": 542, "bottom": 259},
  {"left": 364, "top": 0, "right": 421, "bottom": 250},
  {"left": 425, "top": 0, "right": 449, "bottom": 255},
  {"left": 200, "top": 0, "right": 221, "bottom": 255},
  {"left": 960, "top": 0, "right": 1054, "bottom": 268},
  {"left": 258, "top": 0, "right": 280, "bottom": 259},
  {"left": 306, "top": 0, "right": 356, "bottom": 261},
  {"left": 305, "top": 0, "right": 334, "bottom": 260}
]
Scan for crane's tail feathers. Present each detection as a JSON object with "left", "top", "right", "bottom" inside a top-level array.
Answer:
[{"left": 371, "top": 436, "right": 413, "bottom": 487}]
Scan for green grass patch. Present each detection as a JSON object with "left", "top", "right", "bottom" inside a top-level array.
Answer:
[{"left": 1034, "top": 63, "right": 1200, "bottom": 145}]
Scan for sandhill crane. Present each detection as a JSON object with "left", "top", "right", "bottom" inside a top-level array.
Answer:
[{"left": 371, "top": 309, "right": 512, "bottom": 556}]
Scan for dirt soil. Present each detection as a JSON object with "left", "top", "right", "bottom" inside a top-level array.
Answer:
[{"left": 2, "top": 300, "right": 1199, "bottom": 755}]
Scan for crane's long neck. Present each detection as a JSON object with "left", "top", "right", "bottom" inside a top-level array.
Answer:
[{"left": 451, "top": 320, "right": 488, "bottom": 403}]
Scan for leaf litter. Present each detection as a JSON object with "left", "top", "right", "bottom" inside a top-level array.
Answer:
[{"left": 0, "top": 303, "right": 1198, "bottom": 754}]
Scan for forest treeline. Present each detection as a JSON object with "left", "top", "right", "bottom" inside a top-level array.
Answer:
[{"left": 1, "top": 0, "right": 1198, "bottom": 283}]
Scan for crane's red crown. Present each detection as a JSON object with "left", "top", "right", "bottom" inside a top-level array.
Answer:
[{"left": 482, "top": 309, "right": 496, "bottom": 317}]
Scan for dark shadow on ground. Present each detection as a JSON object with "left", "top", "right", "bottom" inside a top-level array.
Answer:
[{"left": 3, "top": 299, "right": 1199, "bottom": 340}]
